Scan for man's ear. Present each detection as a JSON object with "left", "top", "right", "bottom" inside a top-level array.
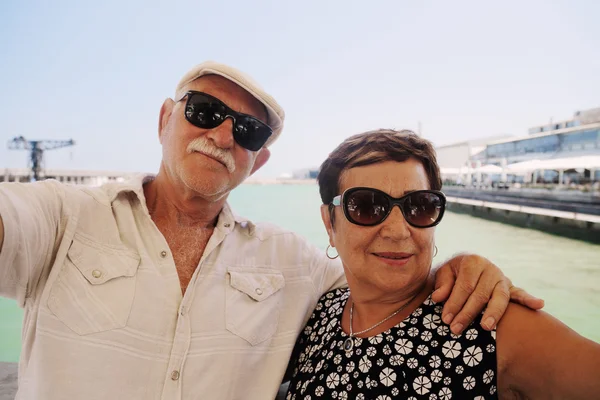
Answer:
[
  {"left": 158, "top": 98, "right": 175, "bottom": 144},
  {"left": 320, "top": 204, "right": 335, "bottom": 247},
  {"left": 249, "top": 147, "right": 271, "bottom": 175}
]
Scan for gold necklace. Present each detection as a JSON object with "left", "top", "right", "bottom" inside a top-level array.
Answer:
[{"left": 343, "top": 292, "right": 420, "bottom": 353}]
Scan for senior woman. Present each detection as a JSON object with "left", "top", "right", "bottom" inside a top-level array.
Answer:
[{"left": 286, "top": 129, "right": 600, "bottom": 399}]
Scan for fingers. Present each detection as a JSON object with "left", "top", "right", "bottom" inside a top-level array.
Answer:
[
  {"left": 433, "top": 254, "right": 543, "bottom": 335},
  {"left": 431, "top": 263, "right": 456, "bottom": 304},
  {"left": 510, "top": 286, "right": 545, "bottom": 310},
  {"left": 479, "top": 281, "right": 511, "bottom": 331},
  {"left": 440, "top": 259, "right": 483, "bottom": 331},
  {"left": 446, "top": 268, "right": 501, "bottom": 334}
]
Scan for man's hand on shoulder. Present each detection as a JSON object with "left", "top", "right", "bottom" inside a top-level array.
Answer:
[{"left": 431, "top": 253, "right": 545, "bottom": 335}]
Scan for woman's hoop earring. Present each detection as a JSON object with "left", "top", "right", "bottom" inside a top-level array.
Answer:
[
  {"left": 326, "top": 245, "right": 339, "bottom": 260},
  {"left": 433, "top": 245, "right": 438, "bottom": 258}
]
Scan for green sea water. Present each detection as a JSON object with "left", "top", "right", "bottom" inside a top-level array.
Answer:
[{"left": 1, "top": 184, "right": 599, "bottom": 362}]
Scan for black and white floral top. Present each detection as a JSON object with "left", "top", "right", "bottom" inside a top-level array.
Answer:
[{"left": 286, "top": 288, "right": 498, "bottom": 399}]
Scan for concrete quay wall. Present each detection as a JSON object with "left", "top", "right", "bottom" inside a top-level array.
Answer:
[{"left": 447, "top": 197, "right": 600, "bottom": 243}]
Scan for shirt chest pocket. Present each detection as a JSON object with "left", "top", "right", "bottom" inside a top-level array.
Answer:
[
  {"left": 225, "top": 268, "right": 285, "bottom": 346},
  {"left": 47, "top": 236, "right": 141, "bottom": 336}
]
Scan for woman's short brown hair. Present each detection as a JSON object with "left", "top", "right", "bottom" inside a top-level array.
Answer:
[{"left": 317, "top": 129, "right": 442, "bottom": 206}]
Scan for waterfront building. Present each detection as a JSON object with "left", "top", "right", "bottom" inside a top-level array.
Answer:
[{"left": 441, "top": 107, "right": 600, "bottom": 186}]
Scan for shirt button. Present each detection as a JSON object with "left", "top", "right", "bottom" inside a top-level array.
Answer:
[
  {"left": 255, "top": 288, "right": 263, "bottom": 296},
  {"left": 91, "top": 270, "right": 102, "bottom": 279},
  {"left": 171, "top": 370, "right": 180, "bottom": 381},
  {"left": 160, "top": 250, "right": 168, "bottom": 258},
  {"left": 224, "top": 223, "right": 231, "bottom": 228}
]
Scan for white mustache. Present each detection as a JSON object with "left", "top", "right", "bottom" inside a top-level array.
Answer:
[{"left": 186, "top": 137, "right": 236, "bottom": 173}]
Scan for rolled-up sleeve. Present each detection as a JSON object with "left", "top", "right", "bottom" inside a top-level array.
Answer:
[{"left": 0, "top": 180, "right": 65, "bottom": 306}]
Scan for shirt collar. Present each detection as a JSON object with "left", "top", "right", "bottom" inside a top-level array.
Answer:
[
  {"left": 106, "top": 174, "right": 154, "bottom": 203},
  {"left": 107, "top": 174, "right": 256, "bottom": 233},
  {"left": 217, "top": 201, "right": 256, "bottom": 235}
]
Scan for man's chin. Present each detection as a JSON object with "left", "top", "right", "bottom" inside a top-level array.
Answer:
[
  {"left": 181, "top": 172, "right": 231, "bottom": 198},
  {"left": 179, "top": 160, "right": 251, "bottom": 197}
]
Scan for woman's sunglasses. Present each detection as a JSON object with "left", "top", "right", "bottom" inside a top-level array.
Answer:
[
  {"left": 178, "top": 91, "right": 273, "bottom": 151},
  {"left": 331, "top": 187, "right": 446, "bottom": 228}
]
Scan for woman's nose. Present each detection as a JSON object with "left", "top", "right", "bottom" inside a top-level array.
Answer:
[{"left": 379, "top": 205, "right": 411, "bottom": 240}]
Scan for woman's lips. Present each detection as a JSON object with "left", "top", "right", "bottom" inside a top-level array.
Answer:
[{"left": 373, "top": 252, "right": 413, "bottom": 266}]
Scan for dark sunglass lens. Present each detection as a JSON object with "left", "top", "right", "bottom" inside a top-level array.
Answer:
[
  {"left": 346, "top": 190, "right": 389, "bottom": 225},
  {"left": 186, "top": 94, "right": 226, "bottom": 129},
  {"left": 233, "top": 117, "right": 272, "bottom": 151},
  {"left": 404, "top": 192, "right": 444, "bottom": 227}
]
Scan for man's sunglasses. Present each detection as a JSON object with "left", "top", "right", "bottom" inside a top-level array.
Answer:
[
  {"left": 178, "top": 91, "right": 272, "bottom": 151},
  {"left": 331, "top": 187, "right": 446, "bottom": 228}
]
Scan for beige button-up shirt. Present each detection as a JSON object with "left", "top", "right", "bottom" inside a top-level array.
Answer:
[{"left": 0, "top": 176, "right": 346, "bottom": 400}]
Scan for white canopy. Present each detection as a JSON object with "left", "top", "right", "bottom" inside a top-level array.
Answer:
[
  {"left": 440, "top": 167, "right": 461, "bottom": 175},
  {"left": 505, "top": 156, "right": 600, "bottom": 172},
  {"left": 504, "top": 159, "right": 544, "bottom": 173},
  {"left": 544, "top": 155, "right": 600, "bottom": 170},
  {"left": 441, "top": 164, "right": 502, "bottom": 176},
  {"left": 476, "top": 164, "right": 503, "bottom": 174}
]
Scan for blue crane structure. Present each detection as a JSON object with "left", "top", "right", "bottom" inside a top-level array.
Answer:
[{"left": 7, "top": 136, "right": 75, "bottom": 181}]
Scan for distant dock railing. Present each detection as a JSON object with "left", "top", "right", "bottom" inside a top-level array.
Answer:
[
  {"left": 446, "top": 195, "right": 600, "bottom": 243},
  {"left": 447, "top": 196, "right": 600, "bottom": 224}
]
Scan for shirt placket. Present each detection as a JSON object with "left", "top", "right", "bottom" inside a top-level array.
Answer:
[
  {"left": 160, "top": 220, "right": 234, "bottom": 400},
  {"left": 160, "top": 298, "right": 191, "bottom": 400}
]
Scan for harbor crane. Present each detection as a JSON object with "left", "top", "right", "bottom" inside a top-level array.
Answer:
[{"left": 7, "top": 136, "right": 75, "bottom": 181}]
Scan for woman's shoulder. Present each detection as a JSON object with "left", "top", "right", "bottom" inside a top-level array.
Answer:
[
  {"left": 315, "top": 287, "right": 349, "bottom": 310},
  {"left": 301, "top": 288, "right": 348, "bottom": 331},
  {"left": 392, "top": 294, "right": 498, "bottom": 358},
  {"left": 320, "top": 287, "right": 349, "bottom": 300},
  {"left": 391, "top": 294, "right": 499, "bottom": 397}
]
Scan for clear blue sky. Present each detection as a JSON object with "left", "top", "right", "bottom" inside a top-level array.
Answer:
[{"left": 1, "top": 0, "right": 599, "bottom": 178}]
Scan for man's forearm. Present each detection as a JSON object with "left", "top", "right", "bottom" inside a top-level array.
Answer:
[{"left": 0, "top": 181, "right": 67, "bottom": 304}]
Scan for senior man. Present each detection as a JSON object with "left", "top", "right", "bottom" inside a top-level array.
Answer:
[{"left": 0, "top": 61, "right": 542, "bottom": 399}]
